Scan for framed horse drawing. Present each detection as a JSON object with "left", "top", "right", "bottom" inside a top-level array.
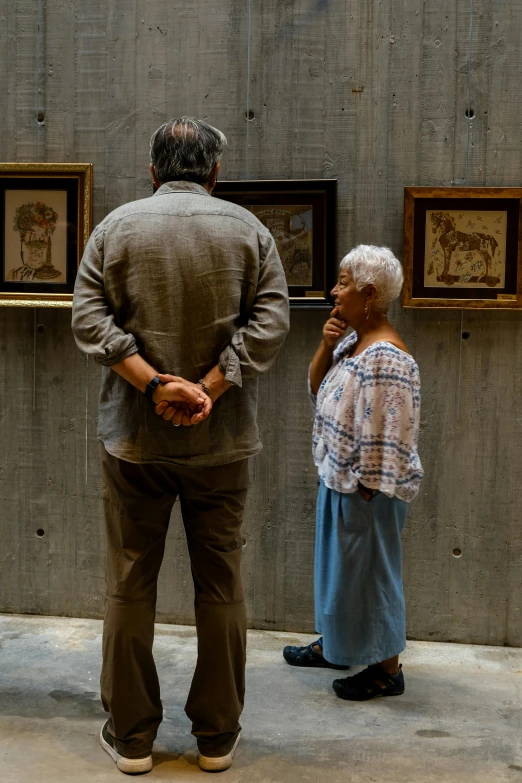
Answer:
[{"left": 402, "top": 187, "right": 522, "bottom": 309}]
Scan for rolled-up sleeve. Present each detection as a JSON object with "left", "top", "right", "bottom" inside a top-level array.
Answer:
[
  {"left": 218, "top": 230, "right": 290, "bottom": 386},
  {"left": 71, "top": 228, "right": 138, "bottom": 366}
]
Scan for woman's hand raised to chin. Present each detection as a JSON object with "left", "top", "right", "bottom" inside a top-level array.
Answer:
[
  {"left": 322, "top": 307, "right": 347, "bottom": 348},
  {"left": 309, "top": 308, "right": 349, "bottom": 395}
]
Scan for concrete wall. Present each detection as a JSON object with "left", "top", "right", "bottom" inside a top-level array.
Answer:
[{"left": 0, "top": 0, "right": 521, "bottom": 646}]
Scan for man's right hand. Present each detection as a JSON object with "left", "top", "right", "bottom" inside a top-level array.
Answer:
[
  {"left": 322, "top": 307, "right": 347, "bottom": 347},
  {"left": 153, "top": 374, "right": 213, "bottom": 427}
]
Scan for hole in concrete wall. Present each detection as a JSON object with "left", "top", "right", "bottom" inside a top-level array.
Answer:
[
  {"left": 465, "top": 108, "right": 475, "bottom": 119},
  {"left": 245, "top": 109, "right": 255, "bottom": 121},
  {"left": 461, "top": 331, "right": 470, "bottom": 340},
  {"left": 36, "top": 529, "right": 45, "bottom": 538},
  {"left": 37, "top": 111, "right": 45, "bottom": 124},
  {"left": 452, "top": 548, "right": 462, "bottom": 558},
  {"left": 37, "top": 324, "right": 45, "bottom": 333}
]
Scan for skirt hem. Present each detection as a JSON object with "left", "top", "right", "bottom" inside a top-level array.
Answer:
[{"left": 314, "top": 632, "right": 406, "bottom": 667}]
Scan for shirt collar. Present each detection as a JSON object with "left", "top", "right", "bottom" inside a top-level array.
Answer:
[{"left": 153, "top": 180, "right": 210, "bottom": 197}]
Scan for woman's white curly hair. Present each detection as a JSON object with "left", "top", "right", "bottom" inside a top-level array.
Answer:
[{"left": 340, "top": 244, "right": 404, "bottom": 313}]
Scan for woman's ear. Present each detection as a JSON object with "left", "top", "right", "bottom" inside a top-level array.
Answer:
[{"left": 366, "top": 284, "right": 378, "bottom": 305}]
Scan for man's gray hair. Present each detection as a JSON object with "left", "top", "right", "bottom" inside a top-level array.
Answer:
[
  {"left": 150, "top": 117, "right": 227, "bottom": 186},
  {"left": 340, "top": 244, "right": 404, "bottom": 313}
]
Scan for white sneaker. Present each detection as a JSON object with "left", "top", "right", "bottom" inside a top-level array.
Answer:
[
  {"left": 100, "top": 719, "right": 153, "bottom": 774},
  {"left": 198, "top": 732, "right": 241, "bottom": 772}
]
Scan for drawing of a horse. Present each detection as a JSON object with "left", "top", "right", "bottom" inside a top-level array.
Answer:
[{"left": 430, "top": 212, "right": 499, "bottom": 286}]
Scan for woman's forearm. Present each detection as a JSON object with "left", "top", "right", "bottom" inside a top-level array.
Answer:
[{"left": 309, "top": 339, "right": 335, "bottom": 394}]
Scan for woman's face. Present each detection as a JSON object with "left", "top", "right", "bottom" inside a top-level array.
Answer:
[{"left": 330, "top": 269, "right": 367, "bottom": 326}]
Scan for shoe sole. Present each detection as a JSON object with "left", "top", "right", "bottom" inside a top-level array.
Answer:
[
  {"left": 100, "top": 724, "right": 153, "bottom": 774},
  {"left": 284, "top": 657, "right": 349, "bottom": 670},
  {"left": 199, "top": 732, "right": 241, "bottom": 772},
  {"left": 333, "top": 686, "right": 405, "bottom": 701}
]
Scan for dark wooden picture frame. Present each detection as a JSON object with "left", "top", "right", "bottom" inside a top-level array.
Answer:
[
  {"left": 403, "top": 186, "right": 522, "bottom": 309},
  {"left": 0, "top": 163, "right": 93, "bottom": 308},
  {"left": 213, "top": 179, "right": 337, "bottom": 308}
]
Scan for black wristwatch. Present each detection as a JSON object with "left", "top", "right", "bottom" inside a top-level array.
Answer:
[{"left": 144, "top": 375, "right": 161, "bottom": 404}]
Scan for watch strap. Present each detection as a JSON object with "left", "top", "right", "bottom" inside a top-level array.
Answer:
[{"left": 145, "top": 375, "right": 161, "bottom": 404}]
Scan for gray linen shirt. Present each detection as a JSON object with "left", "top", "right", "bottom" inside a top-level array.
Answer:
[{"left": 71, "top": 180, "right": 290, "bottom": 466}]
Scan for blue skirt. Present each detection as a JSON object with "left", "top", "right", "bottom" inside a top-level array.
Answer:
[{"left": 314, "top": 479, "right": 408, "bottom": 666}]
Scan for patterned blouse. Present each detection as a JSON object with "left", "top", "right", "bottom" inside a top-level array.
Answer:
[{"left": 311, "top": 331, "right": 423, "bottom": 502}]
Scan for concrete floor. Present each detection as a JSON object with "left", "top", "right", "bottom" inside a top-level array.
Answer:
[{"left": 0, "top": 616, "right": 521, "bottom": 783}]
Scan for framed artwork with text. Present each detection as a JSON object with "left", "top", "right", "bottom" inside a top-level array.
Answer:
[
  {"left": 0, "top": 163, "right": 93, "bottom": 308},
  {"left": 403, "top": 186, "right": 522, "bottom": 309},
  {"left": 213, "top": 179, "right": 337, "bottom": 308}
]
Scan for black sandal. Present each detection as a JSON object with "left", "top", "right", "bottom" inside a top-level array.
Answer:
[
  {"left": 333, "top": 664, "right": 404, "bottom": 700},
  {"left": 283, "top": 638, "right": 350, "bottom": 670}
]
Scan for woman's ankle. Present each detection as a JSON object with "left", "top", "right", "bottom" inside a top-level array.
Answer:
[{"left": 376, "top": 656, "right": 400, "bottom": 675}]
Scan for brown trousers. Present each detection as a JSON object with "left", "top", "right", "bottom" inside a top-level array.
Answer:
[{"left": 100, "top": 447, "right": 249, "bottom": 759}]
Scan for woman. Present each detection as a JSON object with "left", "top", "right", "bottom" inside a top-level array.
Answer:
[{"left": 283, "top": 245, "right": 423, "bottom": 701}]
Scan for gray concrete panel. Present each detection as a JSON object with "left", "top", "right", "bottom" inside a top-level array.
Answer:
[{"left": 0, "top": 1, "right": 521, "bottom": 645}]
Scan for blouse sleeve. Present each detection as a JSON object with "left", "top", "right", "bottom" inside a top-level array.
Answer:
[{"left": 353, "top": 344, "right": 421, "bottom": 496}]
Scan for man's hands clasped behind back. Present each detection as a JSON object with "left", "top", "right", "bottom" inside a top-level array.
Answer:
[{"left": 153, "top": 373, "right": 213, "bottom": 427}]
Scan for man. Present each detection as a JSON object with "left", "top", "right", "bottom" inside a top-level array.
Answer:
[{"left": 72, "top": 117, "right": 289, "bottom": 774}]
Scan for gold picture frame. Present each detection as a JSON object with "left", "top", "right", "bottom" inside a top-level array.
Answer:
[
  {"left": 0, "top": 163, "right": 93, "bottom": 308},
  {"left": 403, "top": 187, "right": 522, "bottom": 309}
]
